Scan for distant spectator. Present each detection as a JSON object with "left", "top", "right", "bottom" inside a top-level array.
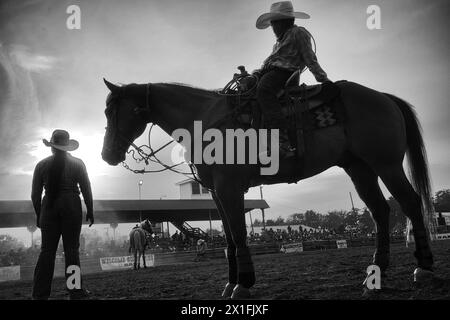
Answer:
[
  {"left": 172, "top": 231, "right": 180, "bottom": 242},
  {"left": 195, "top": 239, "right": 207, "bottom": 261}
]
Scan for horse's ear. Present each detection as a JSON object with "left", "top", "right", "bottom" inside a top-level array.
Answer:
[{"left": 103, "top": 78, "right": 119, "bottom": 92}]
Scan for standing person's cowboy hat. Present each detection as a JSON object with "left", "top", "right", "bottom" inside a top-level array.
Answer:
[
  {"left": 43, "top": 129, "right": 79, "bottom": 151},
  {"left": 256, "top": 1, "right": 310, "bottom": 29}
]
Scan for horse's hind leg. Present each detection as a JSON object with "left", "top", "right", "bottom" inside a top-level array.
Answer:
[
  {"left": 134, "top": 250, "right": 138, "bottom": 270},
  {"left": 137, "top": 252, "right": 142, "bottom": 270},
  {"left": 142, "top": 250, "right": 147, "bottom": 269},
  {"left": 345, "top": 160, "right": 391, "bottom": 273},
  {"left": 378, "top": 165, "right": 433, "bottom": 271}
]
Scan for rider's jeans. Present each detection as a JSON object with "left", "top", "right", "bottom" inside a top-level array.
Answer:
[
  {"left": 32, "top": 194, "right": 83, "bottom": 299},
  {"left": 256, "top": 67, "right": 294, "bottom": 127}
]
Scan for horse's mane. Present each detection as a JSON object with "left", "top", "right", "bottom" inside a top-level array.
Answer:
[
  {"left": 116, "top": 82, "right": 222, "bottom": 97},
  {"left": 163, "top": 82, "right": 222, "bottom": 97}
]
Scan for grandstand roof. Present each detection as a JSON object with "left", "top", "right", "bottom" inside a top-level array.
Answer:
[
  {"left": 435, "top": 204, "right": 450, "bottom": 213},
  {"left": 0, "top": 199, "right": 269, "bottom": 228}
]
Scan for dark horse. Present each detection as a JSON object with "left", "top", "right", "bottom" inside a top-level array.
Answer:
[
  {"left": 101, "top": 78, "right": 435, "bottom": 298},
  {"left": 129, "top": 219, "right": 153, "bottom": 270}
]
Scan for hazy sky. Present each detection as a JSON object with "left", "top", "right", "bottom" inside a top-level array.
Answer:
[{"left": 0, "top": 0, "right": 449, "bottom": 239}]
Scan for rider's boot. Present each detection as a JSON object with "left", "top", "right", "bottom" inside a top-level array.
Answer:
[{"left": 266, "top": 111, "right": 296, "bottom": 158}]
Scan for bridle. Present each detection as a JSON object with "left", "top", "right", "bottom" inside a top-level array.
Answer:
[
  {"left": 105, "top": 84, "right": 150, "bottom": 154},
  {"left": 105, "top": 83, "right": 206, "bottom": 187}
]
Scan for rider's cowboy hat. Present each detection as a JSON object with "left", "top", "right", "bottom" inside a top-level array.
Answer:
[
  {"left": 256, "top": 1, "right": 310, "bottom": 30},
  {"left": 43, "top": 129, "right": 79, "bottom": 152}
]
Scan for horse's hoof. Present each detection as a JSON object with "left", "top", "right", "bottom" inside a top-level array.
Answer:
[
  {"left": 221, "top": 283, "right": 236, "bottom": 299},
  {"left": 413, "top": 267, "right": 434, "bottom": 284},
  {"left": 230, "top": 284, "right": 251, "bottom": 299}
]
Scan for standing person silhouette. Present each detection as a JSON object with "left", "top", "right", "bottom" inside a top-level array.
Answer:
[{"left": 31, "top": 129, "right": 94, "bottom": 300}]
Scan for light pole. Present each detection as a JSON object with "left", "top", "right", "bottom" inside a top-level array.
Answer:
[
  {"left": 110, "top": 222, "right": 118, "bottom": 243},
  {"left": 138, "top": 180, "right": 143, "bottom": 222},
  {"left": 27, "top": 225, "right": 37, "bottom": 247},
  {"left": 259, "top": 185, "right": 266, "bottom": 230}
]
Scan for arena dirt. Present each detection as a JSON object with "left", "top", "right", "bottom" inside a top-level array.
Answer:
[{"left": 1, "top": 240, "right": 449, "bottom": 300}]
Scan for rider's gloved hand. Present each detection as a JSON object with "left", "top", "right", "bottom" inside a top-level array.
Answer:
[
  {"left": 86, "top": 212, "right": 94, "bottom": 227},
  {"left": 238, "top": 76, "right": 257, "bottom": 92},
  {"left": 251, "top": 69, "right": 262, "bottom": 81}
]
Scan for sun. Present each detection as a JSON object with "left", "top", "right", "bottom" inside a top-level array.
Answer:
[{"left": 71, "top": 131, "right": 112, "bottom": 177}]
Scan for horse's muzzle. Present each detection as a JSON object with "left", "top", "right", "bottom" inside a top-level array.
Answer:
[{"left": 101, "top": 148, "right": 125, "bottom": 166}]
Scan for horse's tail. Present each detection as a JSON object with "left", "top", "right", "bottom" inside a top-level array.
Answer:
[{"left": 384, "top": 93, "right": 435, "bottom": 234}]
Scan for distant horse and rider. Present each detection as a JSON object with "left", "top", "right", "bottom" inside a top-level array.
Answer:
[{"left": 129, "top": 219, "right": 154, "bottom": 270}]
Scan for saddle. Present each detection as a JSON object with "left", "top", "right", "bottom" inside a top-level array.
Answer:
[{"left": 223, "top": 66, "right": 346, "bottom": 160}]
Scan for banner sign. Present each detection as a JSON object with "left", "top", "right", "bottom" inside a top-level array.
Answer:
[
  {"left": 0, "top": 265, "right": 20, "bottom": 282},
  {"left": 100, "top": 254, "right": 154, "bottom": 271},
  {"left": 280, "top": 242, "right": 303, "bottom": 253},
  {"left": 336, "top": 240, "right": 348, "bottom": 249},
  {"left": 435, "top": 233, "right": 450, "bottom": 240}
]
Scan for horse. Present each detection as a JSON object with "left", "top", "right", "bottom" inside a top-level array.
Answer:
[
  {"left": 129, "top": 219, "right": 154, "bottom": 270},
  {"left": 101, "top": 78, "right": 435, "bottom": 298}
]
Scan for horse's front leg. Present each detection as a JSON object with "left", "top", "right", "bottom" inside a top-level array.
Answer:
[
  {"left": 215, "top": 182, "right": 255, "bottom": 299},
  {"left": 212, "top": 192, "right": 237, "bottom": 299}
]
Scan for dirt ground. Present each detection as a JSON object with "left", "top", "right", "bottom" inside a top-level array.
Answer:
[{"left": 1, "top": 240, "right": 449, "bottom": 300}]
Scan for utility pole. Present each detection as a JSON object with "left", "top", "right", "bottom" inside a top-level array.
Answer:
[
  {"left": 249, "top": 210, "right": 255, "bottom": 235},
  {"left": 260, "top": 185, "right": 266, "bottom": 230},
  {"left": 209, "top": 210, "right": 213, "bottom": 239},
  {"left": 349, "top": 192, "right": 355, "bottom": 213}
]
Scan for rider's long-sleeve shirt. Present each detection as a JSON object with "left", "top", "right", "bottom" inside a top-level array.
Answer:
[
  {"left": 259, "top": 25, "right": 328, "bottom": 82},
  {"left": 31, "top": 153, "right": 93, "bottom": 218}
]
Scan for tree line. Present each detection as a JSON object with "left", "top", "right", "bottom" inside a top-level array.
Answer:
[{"left": 252, "top": 189, "right": 450, "bottom": 234}]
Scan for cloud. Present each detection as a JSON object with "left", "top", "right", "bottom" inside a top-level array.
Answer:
[
  {"left": 0, "top": 44, "right": 44, "bottom": 175},
  {"left": 8, "top": 44, "right": 56, "bottom": 72}
]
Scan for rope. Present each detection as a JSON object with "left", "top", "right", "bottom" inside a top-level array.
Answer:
[{"left": 120, "top": 123, "right": 214, "bottom": 191}]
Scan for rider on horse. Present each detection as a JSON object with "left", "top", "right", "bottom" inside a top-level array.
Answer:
[{"left": 253, "top": 1, "right": 330, "bottom": 153}]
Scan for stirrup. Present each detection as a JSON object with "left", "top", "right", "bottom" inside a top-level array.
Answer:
[
  {"left": 279, "top": 131, "right": 296, "bottom": 158},
  {"left": 260, "top": 142, "right": 296, "bottom": 159},
  {"left": 280, "top": 144, "right": 296, "bottom": 159}
]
